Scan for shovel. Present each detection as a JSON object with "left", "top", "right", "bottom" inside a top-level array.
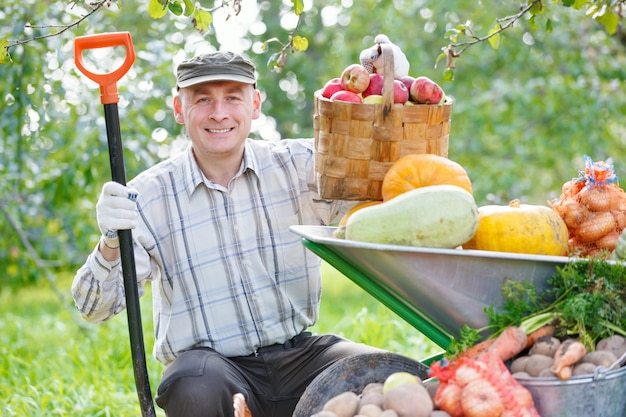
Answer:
[{"left": 74, "top": 32, "right": 156, "bottom": 417}]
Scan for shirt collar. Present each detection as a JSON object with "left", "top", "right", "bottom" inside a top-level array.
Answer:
[{"left": 182, "top": 141, "right": 260, "bottom": 198}]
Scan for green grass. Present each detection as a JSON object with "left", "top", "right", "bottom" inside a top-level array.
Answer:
[{"left": 0, "top": 263, "right": 439, "bottom": 416}]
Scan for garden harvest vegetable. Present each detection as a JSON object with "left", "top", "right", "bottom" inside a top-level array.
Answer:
[
  {"left": 550, "top": 339, "right": 587, "bottom": 380},
  {"left": 462, "top": 199, "right": 569, "bottom": 256},
  {"left": 344, "top": 185, "right": 478, "bottom": 248},
  {"left": 460, "top": 326, "right": 527, "bottom": 362},
  {"left": 430, "top": 352, "right": 541, "bottom": 417},
  {"left": 381, "top": 153, "right": 473, "bottom": 201},
  {"left": 450, "top": 259, "right": 626, "bottom": 359},
  {"left": 550, "top": 155, "right": 626, "bottom": 258}
]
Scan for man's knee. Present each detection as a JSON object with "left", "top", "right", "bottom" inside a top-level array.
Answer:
[{"left": 155, "top": 349, "right": 244, "bottom": 417}]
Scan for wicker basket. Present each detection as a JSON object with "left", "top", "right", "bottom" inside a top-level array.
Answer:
[{"left": 313, "top": 44, "right": 453, "bottom": 200}]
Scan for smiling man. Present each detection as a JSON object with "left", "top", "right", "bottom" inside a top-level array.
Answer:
[{"left": 72, "top": 51, "right": 381, "bottom": 417}]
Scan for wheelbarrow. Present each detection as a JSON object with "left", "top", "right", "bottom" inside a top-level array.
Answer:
[{"left": 289, "top": 225, "right": 568, "bottom": 351}]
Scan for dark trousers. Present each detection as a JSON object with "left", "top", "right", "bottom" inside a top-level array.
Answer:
[{"left": 154, "top": 333, "right": 382, "bottom": 417}]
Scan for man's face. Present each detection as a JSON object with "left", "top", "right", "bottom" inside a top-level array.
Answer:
[{"left": 173, "top": 81, "right": 261, "bottom": 158}]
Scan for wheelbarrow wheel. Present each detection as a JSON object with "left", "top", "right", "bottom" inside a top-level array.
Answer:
[{"left": 292, "top": 352, "right": 430, "bottom": 417}]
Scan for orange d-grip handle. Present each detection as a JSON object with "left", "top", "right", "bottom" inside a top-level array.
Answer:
[{"left": 74, "top": 32, "right": 136, "bottom": 104}]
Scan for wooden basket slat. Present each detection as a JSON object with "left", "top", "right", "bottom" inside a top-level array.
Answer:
[{"left": 314, "top": 91, "right": 454, "bottom": 200}]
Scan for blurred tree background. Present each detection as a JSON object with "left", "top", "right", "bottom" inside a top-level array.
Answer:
[{"left": 2, "top": 0, "right": 626, "bottom": 289}]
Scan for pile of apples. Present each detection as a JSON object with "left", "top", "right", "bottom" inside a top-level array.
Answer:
[{"left": 320, "top": 63, "right": 445, "bottom": 105}]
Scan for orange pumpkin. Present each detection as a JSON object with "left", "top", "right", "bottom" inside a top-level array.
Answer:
[{"left": 381, "top": 154, "right": 473, "bottom": 201}]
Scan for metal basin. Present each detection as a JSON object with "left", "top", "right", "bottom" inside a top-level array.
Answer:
[
  {"left": 290, "top": 225, "right": 569, "bottom": 342},
  {"left": 517, "top": 366, "right": 626, "bottom": 417}
]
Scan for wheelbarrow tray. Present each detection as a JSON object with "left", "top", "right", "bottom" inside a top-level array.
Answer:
[{"left": 290, "top": 225, "right": 569, "bottom": 348}]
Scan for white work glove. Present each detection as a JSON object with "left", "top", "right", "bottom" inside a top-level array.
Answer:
[{"left": 96, "top": 181, "right": 139, "bottom": 249}]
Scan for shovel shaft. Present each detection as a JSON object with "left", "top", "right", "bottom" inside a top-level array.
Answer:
[{"left": 104, "top": 104, "right": 156, "bottom": 417}]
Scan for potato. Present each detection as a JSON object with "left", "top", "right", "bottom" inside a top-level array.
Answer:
[
  {"left": 524, "top": 354, "right": 554, "bottom": 377},
  {"left": 573, "top": 362, "right": 598, "bottom": 376},
  {"left": 510, "top": 356, "right": 530, "bottom": 374},
  {"left": 512, "top": 371, "right": 531, "bottom": 379},
  {"left": 323, "top": 391, "right": 360, "bottom": 417},
  {"left": 362, "top": 382, "right": 384, "bottom": 395},
  {"left": 529, "top": 336, "right": 561, "bottom": 357},
  {"left": 359, "top": 404, "right": 383, "bottom": 417},
  {"left": 596, "top": 335, "right": 626, "bottom": 365},
  {"left": 380, "top": 410, "right": 398, "bottom": 417},
  {"left": 431, "top": 411, "right": 453, "bottom": 417},
  {"left": 583, "top": 350, "right": 618, "bottom": 368},
  {"left": 537, "top": 368, "right": 557, "bottom": 378},
  {"left": 360, "top": 391, "right": 384, "bottom": 409},
  {"left": 382, "top": 382, "right": 433, "bottom": 417}
]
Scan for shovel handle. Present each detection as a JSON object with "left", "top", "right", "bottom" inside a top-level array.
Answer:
[{"left": 74, "top": 32, "right": 136, "bottom": 104}]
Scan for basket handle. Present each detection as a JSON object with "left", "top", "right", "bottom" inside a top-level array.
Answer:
[{"left": 381, "top": 43, "right": 395, "bottom": 120}]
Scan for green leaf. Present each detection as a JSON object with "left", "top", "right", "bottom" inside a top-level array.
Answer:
[
  {"left": 0, "top": 40, "right": 10, "bottom": 64},
  {"left": 546, "top": 18, "right": 553, "bottom": 33},
  {"left": 168, "top": 0, "right": 183, "bottom": 16},
  {"left": 529, "top": 0, "right": 545, "bottom": 15},
  {"left": 488, "top": 24, "right": 501, "bottom": 49},
  {"left": 572, "top": 0, "right": 587, "bottom": 9},
  {"left": 529, "top": 14, "right": 538, "bottom": 31},
  {"left": 443, "top": 67, "right": 455, "bottom": 82},
  {"left": 192, "top": 9, "right": 212, "bottom": 33},
  {"left": 561, "top": 0, "right": 575, "bottom": 6},
  {"left": 148, "top": 0, "right": 168, "bottom": 19},
  {"left": 291, "top": 0, "right": 304, "bottom": 15},
  {"left": 434, "top": 51, "right": 447, "bottom": 69},
  {"left": 595, "top": 9, "right": 619, "bottom": 35},
  {"left": 291, "top": 35, "right": 308, "bottom": 52},
  {"left": 267, "top": 52, "right": 281, "bottom": 69},
  {"left": 182, "top": 0, "right": 195, "bottom": 16}
]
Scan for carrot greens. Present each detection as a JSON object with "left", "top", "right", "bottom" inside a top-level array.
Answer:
[{"left": 450, "top": 258, "right": 626, "bottom": 355}]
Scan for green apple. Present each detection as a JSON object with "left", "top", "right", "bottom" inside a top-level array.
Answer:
[
  {"left": 382, "top": 371, "right": 421, "bottom": 395},
  {"left": 362, "top": 94, "right": 383, "bottom": 104}
]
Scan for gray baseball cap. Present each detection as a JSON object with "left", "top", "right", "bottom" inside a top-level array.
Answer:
[{"left": 176, "top": 51, "right": 257, "bottom": 88}]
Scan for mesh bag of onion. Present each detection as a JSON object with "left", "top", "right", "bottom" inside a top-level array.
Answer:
[{"left": 550, "top": 155, "right": 626, "bottom": 258}]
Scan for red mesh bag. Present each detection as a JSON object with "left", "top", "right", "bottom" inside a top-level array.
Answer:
[
  {"left": 430, "top": 352, "right": 541, "bottom": 417},
  {"left": 550, "top": 155, "right": 626, "bottom": 258}
]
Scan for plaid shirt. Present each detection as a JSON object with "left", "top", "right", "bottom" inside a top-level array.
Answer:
[{"left": 72, "top": 138, "right": 346, "bottom": 365}]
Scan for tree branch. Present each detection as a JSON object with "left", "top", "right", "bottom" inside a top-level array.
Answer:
[
  {"left": 6, "top": 0, "right": 108, "bottom": 50},
  {"left": 444, "top": 0, "right": 542, "bottom": 68}
]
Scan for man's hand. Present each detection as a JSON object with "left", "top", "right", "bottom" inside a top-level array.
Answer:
[
  {"left": 96, "top": 181, "right": 139, "bottom": 251},
  {"left": 233, "top": 393, "right": 252, "bottom": 417}
]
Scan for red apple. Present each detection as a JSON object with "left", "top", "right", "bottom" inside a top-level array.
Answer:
[
  {"left": 398, "top": 75, "right": 415, "bottom": 93},
  {"left": 410, "top": 76, "right": 445, "bottom": 104},
  {"left": 340, "top": 64, "right": 370, "bottom": 94},
  {"left": 321, "top": 77, "right": 343, "bottom": 99},
  {"left": 362, "top": 73, "right": 384, "bottom": 98},
  {"left": 330, "top": 90, "right": 362, "bottom": 103},
  {"left": 392, "top": 79, "right": 409, "bottom": 104}
]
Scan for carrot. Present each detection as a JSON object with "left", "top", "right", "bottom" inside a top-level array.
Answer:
[
  {"left": 462, "top": 326, "right": 527, "bottom": 362},
  {"left": 459, "top": 338, "right": 496, "bottom": 360},
  {"left": 524, "top": 324, "right": 556, "bottom": 350},
  {"left": 485, "top": 326, "right": 528, "bottom": 362},
  {"left": 551, "top": 339, "right": 587, "bottom": 379}
]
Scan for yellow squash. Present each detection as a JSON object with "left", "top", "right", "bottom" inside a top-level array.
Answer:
[{"left": 463, "top": 199, "right": 569, "bottom": 256}]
